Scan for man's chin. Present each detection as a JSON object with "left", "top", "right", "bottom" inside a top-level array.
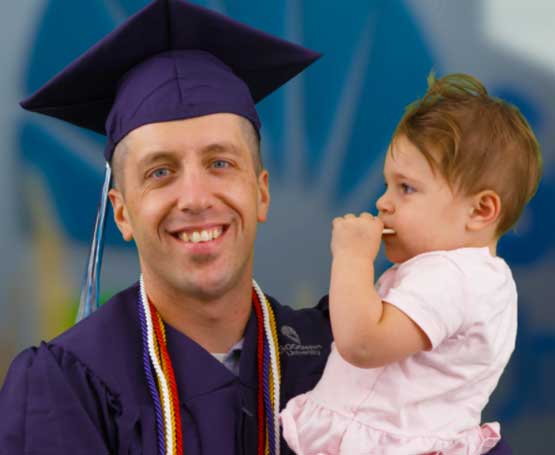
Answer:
[
  {"left": 175, "top": 273, "right": 239, "bottom": 301},
  {"left": 188, "top": 251, "right": 219, "bottom": 265}
]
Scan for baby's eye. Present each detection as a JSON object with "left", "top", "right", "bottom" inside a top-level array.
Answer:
[
  {"left": 211, "top": 160, "right": 231, "bottom": 169},
  {"left": 401, "top": 183, "right": 416, "bottom": 194}
]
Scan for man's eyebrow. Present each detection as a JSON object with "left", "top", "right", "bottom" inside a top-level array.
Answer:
[
  {"left": 202, "top": 142, "right": 243, "bottom": 155},
  {"left": 136, "top": 150, "right": 177, "bottom": 168},
  {"left": 135, "top": 142, "right": 245, "bottom": 167}
]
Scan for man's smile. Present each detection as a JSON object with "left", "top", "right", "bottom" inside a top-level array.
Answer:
[
  {"left": 168, "top": 224, "right": 231, "bottom": 254},
  {"left": 174, "top": 225, "right": 226, "bottom": 243}
]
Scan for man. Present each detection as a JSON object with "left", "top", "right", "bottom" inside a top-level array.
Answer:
[
  {"left": 0, "top": 1, "right": 331, "bottom": 454},
  {"left": 0, "top": 1, "right": 512, "bottom": 454}
]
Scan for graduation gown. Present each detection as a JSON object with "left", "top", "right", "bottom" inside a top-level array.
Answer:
[
  {"left": 0, "top": 286, "right": 513, "bottom": 454},
  {"left": 0, "top": 283, "right": 331, "bottom": 454}
]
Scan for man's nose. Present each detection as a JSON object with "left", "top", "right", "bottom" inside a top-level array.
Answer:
[{"left": 175, "top": 168, "right": 213, "bottom": 213}]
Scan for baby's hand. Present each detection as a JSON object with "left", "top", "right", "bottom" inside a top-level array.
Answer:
[{"left": 331, "top": 213, "right": 383, "bottom": 262}]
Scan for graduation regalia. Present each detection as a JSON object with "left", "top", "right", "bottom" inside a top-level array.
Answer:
[
  {"left": 0, "top": 290, "right": 514, "bottom": 454},
  {"left": 0, "top": 283, "right": 332, "bottom": 454}
]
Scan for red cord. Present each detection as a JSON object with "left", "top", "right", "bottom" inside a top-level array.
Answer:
[
  {"left": 150, "top": 302, "right": 184, "bottom": 455},
  {"left": 252, "top": 289, "right": 266, "bottom": 455}
]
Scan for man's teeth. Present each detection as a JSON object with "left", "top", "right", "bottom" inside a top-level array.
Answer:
[{"left": 179, "top": 227, "right": 223, "bottom": 243}]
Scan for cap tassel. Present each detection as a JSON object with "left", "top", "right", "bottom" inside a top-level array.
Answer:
[{"left": 76, "top": 163, "right": 112, "bottom": 322}]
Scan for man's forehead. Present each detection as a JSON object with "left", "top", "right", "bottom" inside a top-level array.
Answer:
[{"left": 120, "top": 114, "right": 249, "bottom": 153}]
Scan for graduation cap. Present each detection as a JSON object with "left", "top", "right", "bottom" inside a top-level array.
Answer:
[{"left": 20, "top": 0, "right": 321, "bottom": 320}]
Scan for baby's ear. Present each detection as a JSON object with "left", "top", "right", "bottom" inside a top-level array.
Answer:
[{"left": 467, "top": 190, "right": 501, "bottom": 232}]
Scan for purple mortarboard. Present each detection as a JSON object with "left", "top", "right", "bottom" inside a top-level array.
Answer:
[{"left": 20, "top": 0, "right": 321, "bottom": 320}]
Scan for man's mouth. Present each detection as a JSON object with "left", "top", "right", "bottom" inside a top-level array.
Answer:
[{"left": 172, "top": 225, "right": 227, "bottom": 244}]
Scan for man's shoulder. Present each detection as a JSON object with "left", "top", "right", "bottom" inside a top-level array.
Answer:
[
  {"left": 52, "top": 282, "right": 140, "bottom": 347},
  {"left": 268, "top": 293, "right": 329, "bottom": 324},
  {"left": 46, "top": 282, "right": 142, "bottom": 392},
  {"left": 267, "top": 295, "right": 332, "bottom": 399},
  {"left": 267, "top": 294, "right": 332, "bottom": 351}
]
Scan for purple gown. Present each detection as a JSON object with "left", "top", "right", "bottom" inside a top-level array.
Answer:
[{"left": 0, "top": 285, "right": 512, "bottom": 454}]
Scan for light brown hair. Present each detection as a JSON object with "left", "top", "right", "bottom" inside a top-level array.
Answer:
[{"left": 393, "top": 73, "right": 542, "bottom": 236}]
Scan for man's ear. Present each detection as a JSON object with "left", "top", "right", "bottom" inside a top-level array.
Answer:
[
  {"left": 256, "top": 169, "right": 270, "bottom": 223},
  {"left": 108, "top": 188, "right": 134, "bottom": 241},
  {"left": 466, "top": 190, "right": 501, "bottom": 232}
]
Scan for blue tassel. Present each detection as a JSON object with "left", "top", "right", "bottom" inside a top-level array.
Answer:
[{"left": 77, "top": 163, "right": 112, "bottom": 322}]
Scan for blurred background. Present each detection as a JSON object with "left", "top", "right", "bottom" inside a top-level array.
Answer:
[{"left": 1, "top": 0, "right": 553, "bottom": 451}]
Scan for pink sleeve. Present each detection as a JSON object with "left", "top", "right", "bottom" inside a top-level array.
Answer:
[{"left": 381, "top": 253, "right": 466, "bottom": 348}]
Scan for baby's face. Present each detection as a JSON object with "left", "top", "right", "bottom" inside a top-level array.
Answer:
[{"left": 376, "top": 135, "right": 472, "bottom": 264}]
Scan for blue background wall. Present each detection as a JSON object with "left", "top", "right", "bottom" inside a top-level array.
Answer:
[{"left": 1, "top": 1, "right": 554, "bottom": 451}]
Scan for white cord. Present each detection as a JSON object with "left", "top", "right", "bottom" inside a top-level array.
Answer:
[
  {"left": 253, "top": 279, "right": 281, "bottom": 455},
  {"left": 140, "top": 276, "right": 173, "bottom": 455}
]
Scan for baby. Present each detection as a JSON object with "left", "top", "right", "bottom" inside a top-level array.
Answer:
[{"left": 281, "top": 73, "right": 542, "bottom": 454}]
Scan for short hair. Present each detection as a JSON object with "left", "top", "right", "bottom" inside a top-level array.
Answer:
[
  {"left": 393, "top": 72, "right": 542, "bottom": 236},
  {"left": 111, "top": 137, "right": 129, "bottom": 191},
  {"left": 240, "top": 117, "right": 263, "bottom": 175},
  {"left": 111, "top": 117, "right": 263, "bottom": 192}
]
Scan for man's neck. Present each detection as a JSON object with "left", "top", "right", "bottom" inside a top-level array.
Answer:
[{"left": 141, "top": 275, "right": 253, "bottom": 354}]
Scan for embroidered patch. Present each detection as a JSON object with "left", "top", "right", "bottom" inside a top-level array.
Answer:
[
  {"left": 281, "top": 325, "right": 301, "bottom": 344},
  {"left": 280, "top": 325, "right": 323, "bottom": 357}
]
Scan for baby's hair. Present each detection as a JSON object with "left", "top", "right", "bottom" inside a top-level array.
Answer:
[{"left": 393, "top": 72, "right": 542, "bottom": 236}]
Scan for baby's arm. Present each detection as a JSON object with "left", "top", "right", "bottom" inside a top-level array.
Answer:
[{"left": 330, "top": 213, "right": 431, "bottom": 369}]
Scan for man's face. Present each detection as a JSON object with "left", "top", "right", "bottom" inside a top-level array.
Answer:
[
  {"left": 108, "top": 113, "right": 270, "bottom": 301},
  {"left": 376, "top": 135, "right": 471, "bottom": 263}
]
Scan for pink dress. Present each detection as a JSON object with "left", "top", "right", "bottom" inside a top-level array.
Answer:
[{"left": 281, "top": 248, "right": 516, "bottom": 454}]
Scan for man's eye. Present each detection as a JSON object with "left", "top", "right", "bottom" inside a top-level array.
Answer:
[
  {"left": 212, "top": 160, "right": 231, "bottom": 169},
  {"left": 401, "top": 183, "right": 416, "bottom": 194},
  {"left": 151, "top": 168, "right": 171, "bottom": 179}
]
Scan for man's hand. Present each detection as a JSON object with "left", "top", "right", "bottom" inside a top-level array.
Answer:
[{"left": 331, "top": 212, "right": 383, "bottom": 262}]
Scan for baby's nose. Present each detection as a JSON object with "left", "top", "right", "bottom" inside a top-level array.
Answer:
[{"left": 376, "top": 193, "right": 392, "bottom": 213}]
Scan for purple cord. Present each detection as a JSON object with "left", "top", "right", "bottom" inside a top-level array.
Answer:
[
  {"left": 137, "top": 291, "right": 166, "bottom": 455},
  {"left": 262, "top": 332, "right": 276, "bottom": 455}
]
